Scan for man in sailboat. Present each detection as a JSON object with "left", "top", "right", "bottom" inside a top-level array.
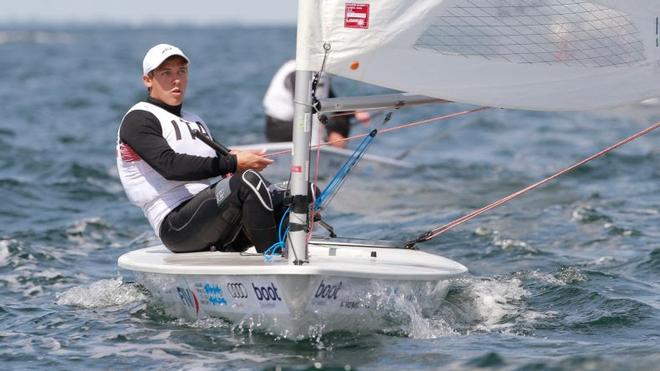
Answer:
[
  {"left": 263, "top": 59, "right": 370, "bottom": 148},
  {"left": 116, "top": 43, "right": 289, "bottom": 254}
]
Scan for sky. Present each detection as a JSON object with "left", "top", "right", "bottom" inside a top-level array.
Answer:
[{"left": 0, "top": 0, "right": 298, "bottom": 25}]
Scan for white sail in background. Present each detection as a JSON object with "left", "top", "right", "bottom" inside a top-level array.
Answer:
[{"left": 297, "top": 0, "right": 660, "bottom": 111}]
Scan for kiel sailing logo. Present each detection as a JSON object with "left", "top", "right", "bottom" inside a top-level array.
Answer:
[
  {"left": 176, "top": 287, "right": 200, "bottom": 314},
  {"left": 203, "top": 283, "right": 227, "bottom": 305},
  {"left": 194, "top": 282, "right": 228, "bottom": 306},
  {"left": 315, "top": 280, "right": 343, "bottom": 300},
  {"left": 252, "top": 283, "right": 282, "bottom": 301},
  {"left": 227, "top": 282, "right": 248, "bottom": 299}
]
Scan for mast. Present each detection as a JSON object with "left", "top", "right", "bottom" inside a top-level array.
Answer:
[
  {"left": 287, "top": 69, "right": 312, "bottom": 265},
  {"left": 287, "top": 0, "right": 315, "bottom": 265}
]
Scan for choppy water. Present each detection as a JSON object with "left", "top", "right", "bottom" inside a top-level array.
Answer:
[{"left": 1, "top": 25, "right": 659, "bottom": 370}]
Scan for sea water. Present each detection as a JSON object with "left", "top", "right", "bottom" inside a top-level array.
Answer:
[{"left": 0, "top": 25, "right": 659, "bottom": 370}]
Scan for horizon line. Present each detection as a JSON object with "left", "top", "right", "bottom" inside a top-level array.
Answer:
[{"left": 0, "top": 20, "right": 297, "bottom": 28}]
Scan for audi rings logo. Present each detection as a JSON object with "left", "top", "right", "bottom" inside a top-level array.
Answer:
[{"left": 227, "top": 282, "right": 248, "bottom": 299}]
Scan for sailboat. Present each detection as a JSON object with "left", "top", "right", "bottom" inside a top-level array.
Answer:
[{"left": 118, "top": 0, "right": 660, "bottom": 338}]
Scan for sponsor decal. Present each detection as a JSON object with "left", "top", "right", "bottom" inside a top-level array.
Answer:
[
  {"left": 208, "top": 296, "right": 227, "bottom": 305},
  {"left": 194, "top": 282, "right": 228, "bottom": 306},
  {"left": 340, "top": 300, "right": 361, "bottom": 309},
  {"left": 252, "top": 283, "right": 282, "bottom": 301},
  {"left": 290, "top": 165, "right": 302, "bottom": 173},
  {"left": 314, "top": 280, "right": 343, "bottom": 300},
  {"left": 204, "top": 283, "right": 222, "bottom": 295},
  {"left": 176, "top": 287, "right": 200, "bottom": 314},
  {"left": 226, "top": 282, "right": 249, "bottom": 299},
  {"left": 385, "top": 287, "right": 400, "bottom": 296},
  {"left": 345, "top": 3, "right": 370, "bottom": 29}
]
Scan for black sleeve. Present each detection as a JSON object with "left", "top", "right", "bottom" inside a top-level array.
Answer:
[
  {"left": 119, "top": 110, "right": 237, "bottom": 181},
  {"left": 325, "top": 85, "right": 353, "bottom": 138},
  {"left": 328, "top": 86, "right": 336, "bottom": 99},
  {"left": 325, "top": 115, "right": 351, "bottom": 138}
]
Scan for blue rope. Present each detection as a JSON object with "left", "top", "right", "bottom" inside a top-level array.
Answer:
[
  {"left": 263, "top": 207, "right": 290, "bottom": 262},
  {"left": 315, "top": 129, "right": 377, "bottom": 211},
  {"left": 264, "top": 129, "right": 377, "bottom": 261}
]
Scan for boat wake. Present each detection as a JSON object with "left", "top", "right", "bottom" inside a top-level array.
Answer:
[
  {"left": 56, "top": 278, "right": 146, "bottom": 309},
  {"left": 414, "top": 276, "right": 542, "bottom": 338}
]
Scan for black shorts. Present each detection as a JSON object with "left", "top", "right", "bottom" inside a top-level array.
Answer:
[
  {"left": 159, "top": 180, "right": 247, "bottom": 253},
  {"left": 265, "top": 116, "right": 293, "bottom": 142}
]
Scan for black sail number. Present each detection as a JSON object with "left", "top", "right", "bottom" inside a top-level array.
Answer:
[{"left": 169, "top": 119, "right": 209, "bottom": 141}]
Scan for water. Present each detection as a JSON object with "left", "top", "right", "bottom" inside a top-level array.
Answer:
[{"left": 1, "top": 25, "right": 659, "bottom": 370}]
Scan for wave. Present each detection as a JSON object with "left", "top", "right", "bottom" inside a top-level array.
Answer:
[
  {"left": 637, "top": 248, "right": 660, "bottom": 273},
  {"left": 0, "top": 238, "right": 70, "bottom": 297},
  {"left": 457, "top": 352, "right": 660, "bottom": 371},
  {"left": 572, "top": 204, "right": 641, "bottom": 237},
  {"left": 530, "top": 285, "right": 652, "bottom": 331},
  {"left": 0, "top": 217, "right": 146, "bottom": 299},
  {"left": 431, "top": 267, "right": 652, "bottom": 336},
  {"left": 56, "top": 278, "right": 146, "bottom": 309}
]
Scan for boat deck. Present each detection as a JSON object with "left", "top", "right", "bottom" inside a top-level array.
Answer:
[{"left": 118, "top": 240, "right": 467, "bottom": 280}]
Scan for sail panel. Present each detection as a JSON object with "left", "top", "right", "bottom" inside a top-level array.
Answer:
[
  {"left": 414, "top": 1, "right": 645, "bottom": 68},
  {"left": 297, "top": 0, "right": 660, "bottom": 111}
]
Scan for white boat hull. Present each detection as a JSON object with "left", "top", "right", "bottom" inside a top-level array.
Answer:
[{"left": 118, "top": 239, "right": 467, "bottom": 338}]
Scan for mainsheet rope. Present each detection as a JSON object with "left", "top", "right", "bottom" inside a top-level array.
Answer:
[
  {"left": 406, "top": 120, "right": 660, "bottom": 248},
  {"left": 261, "top": 105, "right": 490, "bottom": 259},
  {"left": 262, "top": 106, "right": 491, "bottom": 159}
]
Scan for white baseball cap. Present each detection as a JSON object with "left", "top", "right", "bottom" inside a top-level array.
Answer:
[{"left": 142, "top": 43, "right": 190, "bottom": 75}]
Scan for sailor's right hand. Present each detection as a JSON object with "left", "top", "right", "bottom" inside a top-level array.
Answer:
[
  {"left": 355, "top": 110, "right": 371, "bottom": 125},
  {"left": 327, "top": 132, "right": 348, "bottom": 148},
  {"left": 232, "top": 149, "right": 273, "bottom": 172}
]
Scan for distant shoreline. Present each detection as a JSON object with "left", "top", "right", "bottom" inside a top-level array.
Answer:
[{"left": 0, "top": 21, "right": 296, "bottom": 30}]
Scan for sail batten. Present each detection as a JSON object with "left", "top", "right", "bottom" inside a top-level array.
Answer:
[{"left": 299, "top": 0, "right": 660, "bottom": 111}]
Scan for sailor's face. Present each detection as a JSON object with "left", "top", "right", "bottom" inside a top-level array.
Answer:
[{"left": 144, "top": 56, "right": 188, "bottom": 106}]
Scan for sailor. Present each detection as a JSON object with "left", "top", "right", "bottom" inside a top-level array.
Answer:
[
  {"left": 262, "top": 59, "right": 370, "bottom": 148},
  {"left": 117, "top": 43, "right": 287, "bottom": 254}
]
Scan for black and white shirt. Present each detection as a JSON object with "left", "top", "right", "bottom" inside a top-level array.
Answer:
[{"left": 116, "top": 97, "right": 236, "bottom": 235}]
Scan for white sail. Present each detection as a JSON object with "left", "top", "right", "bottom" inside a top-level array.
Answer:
[{"left": 297, "top": 0, "right": 660, "bottom": 111}]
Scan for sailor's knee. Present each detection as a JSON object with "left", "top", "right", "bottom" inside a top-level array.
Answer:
[
  {"left": 241, "top": 169, "right": 269, "bottom": 187},
  {"left": 235, "top": 170, "right": 274, "bottom": 211}
]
